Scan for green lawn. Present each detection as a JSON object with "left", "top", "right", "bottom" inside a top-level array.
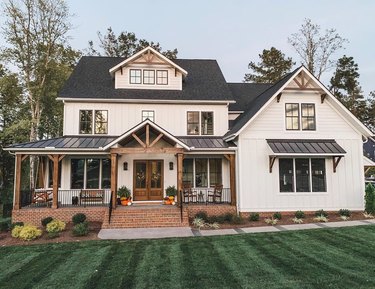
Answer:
[{"left": 1, "top": 226, "right": 375, "bottom": 289}]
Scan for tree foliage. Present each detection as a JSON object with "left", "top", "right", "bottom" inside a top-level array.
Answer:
[
  {"left": 244, "top": 47, "right": 294, "bottom": 83},
  {"left": 330, "top": 55, "right": 366, "bottom": 122},
  {"left": 87, "top": 27, "right": 178, "bottom": 59},
  {"left": 288, "top": 18, "right": 347, "bottom": 79}
]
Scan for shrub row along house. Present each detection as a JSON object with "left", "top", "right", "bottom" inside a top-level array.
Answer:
[{"left": 5, "top": 46, "right": 373, "bottom": 228}]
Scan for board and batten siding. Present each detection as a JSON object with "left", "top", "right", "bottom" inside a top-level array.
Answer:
[
  {"left": 237, "top": 91, "right": 365, "bottom": 212},
  {"left": 63, "top": 102, "right": 228, "bottom": 136}
]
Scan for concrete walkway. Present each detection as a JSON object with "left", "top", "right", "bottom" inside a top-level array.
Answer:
[{"left": 98, "top": 219, "right": 375, "bottom": 240}]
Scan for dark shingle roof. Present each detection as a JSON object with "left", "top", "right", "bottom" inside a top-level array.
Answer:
[
  {"left": 8, "top": 136, "right": 116, "bottom": 150},
  {"left": 59, "top": 57, "right": 233, "bottom": 101},
  {"left": 267, "top": 139, "right": 346, "bottom": 155},
  {"left": 227, "top": 67, "right": 301, "bottom": 137},
  {"left": 228, "top": 83, "right": 272, "bottom": 111}
]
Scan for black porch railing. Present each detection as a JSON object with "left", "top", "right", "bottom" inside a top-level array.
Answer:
[{"left": 182, "top": 188, "right": 231, "bottom": 204}]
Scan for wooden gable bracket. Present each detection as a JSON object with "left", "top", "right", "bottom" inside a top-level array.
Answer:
[
  {"left": 333, "top": 156, "right": 343, "bottom": 173},
  {"left": 321, "top": 93, "right": 327, "bottom": 104},
  {"left": 276, "top": 93, "right": 282, "bottom": 103},
  {"left": 269, "top": 156, "right": 277, "bottom": 173},
  {"left": 132, "top": 133, "right": 146, "bottom": 148}
]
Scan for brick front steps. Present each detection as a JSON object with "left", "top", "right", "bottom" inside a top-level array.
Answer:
[{"left": 102, "top": 204, "right": 189, "bottom": 229}]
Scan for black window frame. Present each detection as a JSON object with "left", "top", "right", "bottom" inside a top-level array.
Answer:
[
  {"left": 79, "top": 110, "right": 93, "bottom": 134},
  {"left": 201, "top": 111, "right": 214, "bottom": 135},
  {"left": 143, "top": 69, "right": 155, "bottom": 85},
  {"left": 285, "top": 103, "right": 300, "bottom": 130},
  {"left": 156, "top": 70, "right": 168, "bottom": 85},
  {"left": 142, "top": 110, "right": 155, "bottom": 122},
  {"left": 187, "top": 111, "right": 200, "bottom": 135},
  {"left": 129, "top": 69, "right": 142, "bottom": 84},
  {"left": 94, "top": 110, "right": 108, "bottom": 134},
  {"left": 301, "top": 103, "right": 316, "bottom": 131}
]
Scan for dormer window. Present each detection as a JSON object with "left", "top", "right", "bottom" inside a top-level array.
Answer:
[
  {"left": 130, "top": 69, "right": 141, "bottom": 84},
  {"left": 156, "top": 70, "right": 168, "bottom": 85},
  {"left": 143, "top": 70, "right": 155, "bottom": 85}
]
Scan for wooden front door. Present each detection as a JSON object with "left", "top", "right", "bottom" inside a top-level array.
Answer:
[{"left": 133, "top": 160, "right": 164, "bottom": 201}]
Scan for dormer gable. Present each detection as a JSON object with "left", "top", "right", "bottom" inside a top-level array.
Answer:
[{"left": 109, "top": 46, "right": 187, "bottom": 91}]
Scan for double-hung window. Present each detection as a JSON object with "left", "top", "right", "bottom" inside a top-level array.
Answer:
[
  {"left": 187, "top": 111, "right": 214, "bottom": 135},
  {"left": 80, "top": 110, "right": 108, "bottom": 134},
  {"left": 95, "top": 110, "right": 108, "bottom": 134},
  {"left": 279, "top": 158, "right": 326, "bottom": 192},
  {"left": 301, "top": 104, "right": 316, "bottom": 130},
  {"left": 79, "top": 110, "right": 93, "bottom": 134},
  {"left": 285, "top": 103, "right": 316, "bottom": 131},
  {"left": 285, "top": 104, "right": 299, "bottom": 130}
]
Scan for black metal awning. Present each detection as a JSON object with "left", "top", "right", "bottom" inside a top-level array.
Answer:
[{"left": 267, "top": 139, "right": 346, "bottom": 155}]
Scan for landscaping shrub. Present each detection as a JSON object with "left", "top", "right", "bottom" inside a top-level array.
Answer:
[
  {"left": 338, "top": 209, "right": 351, "bottom": 217},
  {"left": 265, "top": 218, "right": 278, "bottom": 225},
  {"left": 11, "top": 222, "right": 24, "bottom": 230},
  {"left": 315, "top": 209, "right": 328, "bottom": 218},
  {"left": 18, "top": 225, "right": 42, "bottom": 241},
  {"left": 0, "top": 218, "right": 11, "bottom": 232},
  {"left": 11, "top": 225, "right": 23, "bottom": 238},
  {"left": 46, "top": 219, "right": 66, "bottom": 233},
  {"left": 295, "top": 210, "right": 305, "bottom": 219},
  {"left": 72, "top": 213, "right": 87, "bottom": 225},
  {"left": 249, "top": 212, "right": 260, "bottom": 221},
  {"left": 314, "top": 215, "right": 329, "bottom": 223},
  {"left": 207, "top": 215, "right": 220, "bottom": 224},
  {"left": 41, "top": 217, "right": 53, "bottom": 227},
  {"left": 273, "top": 212, "right": 282, "bottom": 220},
  {"left": 72, "top": 222, "right": 89, "bottom": 236},
  {"left": 365, "top": 183, "right": 375, "bottom": 214},
  {"left": 232, "top": 215, "right": 245, "bottom": 225},
  {"left": 223, "top": 213, "right": 234, "bottom": 223},
  {"left": 47, "top": 231, "right": 60, "bottom": 239},
  {"left": 194, "top": 211, "right": 208, "bottom": 222},
  {"left": 292, "top": 217, "right": 303, "bottom": 224}
]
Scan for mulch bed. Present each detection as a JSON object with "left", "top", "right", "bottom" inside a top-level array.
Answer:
[{"left": 0, "top": 222, "right": 101, "bottom": 247}]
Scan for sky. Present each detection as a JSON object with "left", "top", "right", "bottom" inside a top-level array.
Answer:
[{"left": 3, "top": 0, "right": 375, "bottom": 96}]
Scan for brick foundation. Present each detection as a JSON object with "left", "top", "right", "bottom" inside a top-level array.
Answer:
[
  {"left": 12, "top": 207, "right": 106, "bottom": 226},
  {"left": 186, "top": 204, "right": 237, "bottom": 220}
]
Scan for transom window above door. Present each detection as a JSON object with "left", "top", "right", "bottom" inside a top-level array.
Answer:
[
  {"left": 187, "top": 111, "right": 214, "bottom": 135},
  {"left": 285, "top": 103, "right": 316, "bottom": 131}
]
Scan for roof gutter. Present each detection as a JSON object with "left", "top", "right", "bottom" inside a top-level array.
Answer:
[{"left": 57, "top": 97, "right": 235, "bottom": 104}]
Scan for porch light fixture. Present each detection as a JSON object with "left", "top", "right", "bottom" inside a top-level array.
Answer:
[
  {"left": 123, "top": 162, "right": 128, "bottom": 171},
  {"left": 169, "top": 162, "right": 174, "bottom": 170}
]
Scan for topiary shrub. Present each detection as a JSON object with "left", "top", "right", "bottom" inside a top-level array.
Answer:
[
  {"left": 338, "top": 209, "right": 351, "bottom": 217},
  {"left": 41, "top": 217, "right": 53, "bottom": 227},
  {"left": 72, "top": 222, "right": 89, "bottom": 236},
  {"left": 46, "top": 219, "right": 66, "bottom": 233},
  {"left": 365, "top": 183, "right": 375, "bottom": 214},
  {"left": 11, "top": 222, "right": 24, "bottom": 230},
  {"left": 315, "top": 209, "right": 328, "bottom": 218},
  {"left": 194, "top": 211, "right": 208, "bottom": 222},
  {"left": 72, "top": 213, "right": 87, "bottom": 225},
  {"left": 0, "top": 218, "right": 11, "bottom": 232},
  {"left": 273, "top": 212, "right": 282, "bottom": 220},
  {"left": 11, "top": 225, "right": 23, "bottom": 238},
  {"left": 249, "top": 213, "right": 260, "bottom": 221},
  {"left": 295, "top": 210, "right": 305, "bottom": 219},
  {"left": 18, "top": 225, "right": 42, "bottom": 241}
]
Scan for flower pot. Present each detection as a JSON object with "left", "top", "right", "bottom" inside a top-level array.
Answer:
[
  {"left": 121, "top": 200, "right": 128, "bottom": 206},
  {"left": 168, "top": 196, "right": 175, "bottom": 201}
]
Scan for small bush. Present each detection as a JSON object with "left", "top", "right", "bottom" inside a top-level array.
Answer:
[
  {"left": 46, "top": 219, "right": 66, "bottom": 233},
  {"left": 223, "top": 213, "right": 234, "bottom": 223},
  {"left": 47, "top": 231, "right": 60, "bottom": 239},
  {"left": 41, "top": 217, "right": 53, "bottom": 227},
  {"left": 72, "top": 213, "right": 87, "bottom": 225},
  {"left": 207, "top": 222, "right": 220, "bottom": 229},
  {"left": 11, "top": 225, "right": 23, "bottom": 238},
  {"left": 338, "top": 209, "right": 351, "bottom": 217},
  {"left": 314, "top": 215, "right": 329, "bottom": 223},
  {"left": 363, "top": 212, "right": 374, "bottom": 219},
  {"left": 232, "top": 215, "right": 245, "bottom": 225},
  {"left": 194, "top": 211, "right": 208, "bottom": 222},
  {"left": 273, "top": 212, "right": 282, "bottom": 220},
  {"left": 192, "top": 218, "right": 205, "bottom": 230},
  {"left": 0, "top": 218, "right": 11, "bottom": 232},
  {"left": 365, "top": 183, "right": 375, "bottom": 214},
  {"left": 207, "top": 215, "right": 223, "bottom": 224},
  {"left": 315, "top": 209, "right": 328, "bottom": 218},
  {"left": 18, "top": 225, "right": 42, "bottom": 241},
  {"left": 295, "top": 210, "right": 305, "bottom": 219},
  {"left": 11, "top": 222, "right": 24, "bottom": 230},
  {"left": 292, "top": 217, "right": 303, "bottom": 224},
  {"left": 340, "top": 215, "right": 350, "bottom": 221},
  {"left": 72, "top": 222, "right": 89, "bottom": 237},
  {"left": 249, "top": 213, "right": 260, "bottom": 221},
  {"left": 265, "top": 218, "right": 278, "bottom": 225}
]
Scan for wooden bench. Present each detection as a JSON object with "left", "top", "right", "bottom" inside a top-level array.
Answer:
[{"left": 79, "top": 189, "right": 104, "bottom": 206}]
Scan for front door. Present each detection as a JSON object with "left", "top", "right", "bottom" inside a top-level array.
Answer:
[{"left": 133, "top": 160, "right": 163, "bottom": 201}]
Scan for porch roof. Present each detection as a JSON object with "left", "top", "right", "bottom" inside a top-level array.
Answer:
[
  {"left": 177, "top": 136, "right": 236, "bottom": 149},
  {"left": 267, "top": 139, "right": 346, "bottom": 156}
]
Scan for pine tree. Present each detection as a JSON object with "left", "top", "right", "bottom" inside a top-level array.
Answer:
[{"left": 244, "top": 47, "right": 294, "bottom": 83}]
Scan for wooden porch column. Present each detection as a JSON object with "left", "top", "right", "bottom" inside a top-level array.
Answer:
[
  {"left": 176, "top": 153, "right": 184, "bottom": 206},
  {"left": 52, "top": 155, "right": 59, "bottom": 209},
  {"left": 111, "top": 153, "right": 118, "bottom": 209},
  {"left": 13, "top": 154, "right": 23, "bottom": 210},
  {"left": 229, "top": 154, "right": 237, "bottom": 206}
]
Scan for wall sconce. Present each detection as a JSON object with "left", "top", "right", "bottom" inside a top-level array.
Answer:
[
  {"left": 169, "top": 162, "right": 174, "bottom": 170},
  {"left": 123, "top": 162, "right": 128, "bottom": 171}
]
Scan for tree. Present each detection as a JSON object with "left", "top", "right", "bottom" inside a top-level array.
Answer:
[
  {"left": 244, "top": 47, "right": 294, "bottom": 83},
  {"left": 330, "top": 55, "right": 366, "bottom": 121},
  {"left": 1, "top": 0, "right": 75, "bottom": 188},
  {"left": 87, "top": 27, "right": 178, "bottom": 59},
  {"left": 288, "top": 18, "right": 347, "bottom": 79},
  {"left": 366, "top": 91, "right": 375, "bottom": 131}
]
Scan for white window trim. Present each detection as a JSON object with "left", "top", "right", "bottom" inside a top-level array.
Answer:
[{"left": 141, "top": 110, "right": 155, "bottom": 122}]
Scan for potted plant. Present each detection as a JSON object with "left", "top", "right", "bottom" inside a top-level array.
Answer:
[
  {"left": 118, "top": 186, "right": 132, "bottom": 206},
  {"left": 165, "top": 186, "right": 177, "bottom": 204}
]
